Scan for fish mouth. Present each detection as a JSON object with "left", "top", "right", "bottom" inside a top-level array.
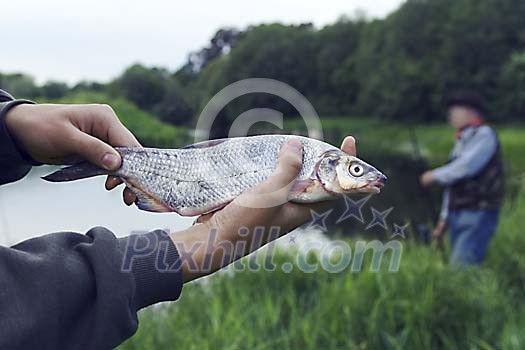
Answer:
[
  {"left": 361, "top": 184, "right": 382, "bottom": 194},
  {"left": 361, "top": 174, "right": 387, "bottom": 194}
]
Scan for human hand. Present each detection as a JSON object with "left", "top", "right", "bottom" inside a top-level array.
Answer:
[
  {"left": 420, "top": 170, "right": 436, "bottom": 187},
  {"left": 171, "top": 136, "right": 357, "bottom": 282},
  {"left": 5, "top": 103, "right": 140, "bottom": 205},
  {"left": 432, "top": 219, "right": 447, "bottom": 239}
]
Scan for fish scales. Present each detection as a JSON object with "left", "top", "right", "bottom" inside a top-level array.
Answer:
[
  {"left": 116, "top": 135, "right": 330, "bottom": 215},
  {"left": 42, "top": 135, "right": 387, "bottom": 216}
]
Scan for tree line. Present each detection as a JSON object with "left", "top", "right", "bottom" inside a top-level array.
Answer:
[{"left": 2, "top": 0, "right": 524, "bottom": 126}]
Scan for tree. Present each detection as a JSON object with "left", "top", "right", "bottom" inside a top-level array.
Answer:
[
  {"left": 72, "top": 81, "right": 106, "bottom": 93},
  {"left": 153, "top": 79, "right": 194, "bottom": 125},
  {"left": 498, "top": 52, "right": 525, "bottom": 119},
  {"left": 114, "top": 64, "right": 168, "bottom": 110},
  {"left": 0, "top": 73, "right": 40, "bottom": 99},
  {"left": 41, "top": 81, "right": 69, "bottom": 99},
  {"left": 180, "top": 28, "right": 243, "bottom": 76}
]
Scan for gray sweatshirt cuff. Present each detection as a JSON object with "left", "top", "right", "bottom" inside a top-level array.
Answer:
[
  {"left": 0, "top": 99, "right": 37, "bottom": 184},
  {"left": 118, "top": 230, "right": 183, "bottom": 310}
]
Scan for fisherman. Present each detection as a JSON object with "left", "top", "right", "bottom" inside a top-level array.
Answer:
[
  {"left": 0, "top": 88, "right": 357, "bottom": 349},
  {"left": 420, "top": 91, "right": 504, "bottom": 265}
]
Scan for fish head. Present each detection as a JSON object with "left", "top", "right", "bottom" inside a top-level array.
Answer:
[{"left": 316, "top": 150, "right": 387, "bottom": 195}]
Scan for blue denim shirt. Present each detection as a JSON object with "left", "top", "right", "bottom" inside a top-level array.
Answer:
[{"left": 432, "top": 125, "right": 498, "bottom": 219}]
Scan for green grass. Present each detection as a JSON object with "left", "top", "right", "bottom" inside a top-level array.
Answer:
[
  {"left": 24, "top": 95, "right": 525, "bottom": 349},
  {"left": 119, "top": 182, "right": 525, "bottom": 350},
  {"left": 114, "top": 115, "right": 525, "bottom": 349}
]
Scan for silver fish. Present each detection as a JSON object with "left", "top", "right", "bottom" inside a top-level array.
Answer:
[{"left": 43, "top": 135, "right": 387, "bottom": 216}]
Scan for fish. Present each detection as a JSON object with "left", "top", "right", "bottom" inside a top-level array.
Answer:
[{"left": 43, "top": 135, "right": 387, "bottom": 216}]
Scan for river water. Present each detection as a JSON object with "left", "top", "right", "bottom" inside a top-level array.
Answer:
[
  {"left": 0, "top": 166, "right": 333, "bottom": 249},
  {"left": 0, "top": 166, "right": 195, "bottom": 246}
]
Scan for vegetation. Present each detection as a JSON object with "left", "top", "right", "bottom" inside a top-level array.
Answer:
[
  {"left": 282, "top": 117, "right": 525, "bottom": 174},
  {"left": 119, "top": 184, "right": 525, "bottom": 350},
  {"left": 113, "top": 117, "right": 525, "bottom": 350},
  {"left": 50, "top": 91, "right": 192, "bottom": 148},
  {"left": 3, "top": 0, "right": 525, "bottom": 128},
  {"left": 1, "top": 0, "right": 524, "bottom": 347}
]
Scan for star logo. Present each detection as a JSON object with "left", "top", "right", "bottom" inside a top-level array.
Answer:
[
  {"left": 366, "top": 207, "right": 393, "bottom": 230},
  {"left": 337, "top": 195, "right": 371, "bottom": 224},
  {"left": 391, "top": 223, "right": 409, "bottom": 239},
  {"left": 307, "top": 209, "right": 333, "bottom": 232}
]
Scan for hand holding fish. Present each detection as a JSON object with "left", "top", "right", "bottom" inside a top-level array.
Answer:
[
  {"left": 172, "top": 137, "right": 363, "bottom": 282},
  {"left": 5, "top": 103, "right": 139, "bottom": 204},
  {"left": 6, "top": 101, "right": 387, "bottom": 283}
]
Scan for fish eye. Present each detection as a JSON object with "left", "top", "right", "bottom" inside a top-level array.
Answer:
[{"left": 349, "top": 163, "right": 364, "bottom": 177}]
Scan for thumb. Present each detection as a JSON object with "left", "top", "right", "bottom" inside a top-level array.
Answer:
[
  {"left": 252, "top": 139, "right": 303, "bottom": 196},
  {"left": 234, "top": 139, "right": 303, "bottom": 210},
  {"left": 70, "top": 129, "right": 122, "bottom": 171},
  {"left": 270, "top": 139, "right": 304, "bottom": 187}
]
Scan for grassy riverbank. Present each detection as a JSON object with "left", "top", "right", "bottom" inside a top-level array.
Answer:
[
  {"left": 114, "top": 115, "right": 525, "bottom": 349},
  {"left": 119, "top": 182, "right": 525, "bottom": 350}
]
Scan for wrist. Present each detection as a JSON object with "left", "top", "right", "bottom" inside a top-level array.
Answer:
[
  {"left": 3, "top": 103, "right": 40, "bottom": 165},
  {"left": 4, "top": 103, "right": 34, "bottom": 138}
]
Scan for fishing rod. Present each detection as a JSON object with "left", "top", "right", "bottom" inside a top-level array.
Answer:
[{"left": 408, "top": 125, "right": 444, "bottom": 252}]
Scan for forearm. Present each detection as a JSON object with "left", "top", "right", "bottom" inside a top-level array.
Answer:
[
  {"left": 0, "top": 90, "right": 36, "bottom": 185},
  {"left": 171, "top": 200, "right": 320, "bottom": 283},
  {"left": 171, "top": 223, "right": 276, "bottom": 283}
]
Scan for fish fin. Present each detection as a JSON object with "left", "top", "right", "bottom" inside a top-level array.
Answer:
[
  {"left": 42, "top": 162, "right": 107, "bottom": 182},
  {"left": 176, "top": 200, "right": 232, "bottom": 217},
  {"left": 124, "top": 179, "right": 172, "bottom": 213},
  {"left": 289, "top": 178, "right": 334, "bottom": 203},
  {"left": 182, "top": 138, "right": 228, "bottom": 149},
  {"left": 135, "top": 191, "right": 172, "bottom": 213},
  {"left": 290, "top": 179, "right": 318, "bottom": 195}
]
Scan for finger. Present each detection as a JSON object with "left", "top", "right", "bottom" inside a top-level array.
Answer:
[
  {"left": 89, "top": 105, "right": 142, "bottom": 148},
  {"left": 258, "top": 139, "right": 303, "bottom": 192},
  {"left": 123, "top": 188, "right": 136, "bottom": 206},
  {"left": 206, "top": 140, "right": 304, "bottom": 231},
  {"left": 106, "top": 119, "right": 142, "bottom": 148},
  {"left": 107, "top": 176, "right": 136, "bottom": 205},
  {"left": 236, "top": 139, "right": 303, "bottom": 209},
  {"left": 68, "top": 128, "right": 122, "bottom": 171},
  {"left": 341, "top": 136, "right": 356, "bottom": 156},
  {"left": 105, "top": 176, "right": 122, "bottom": 190}
]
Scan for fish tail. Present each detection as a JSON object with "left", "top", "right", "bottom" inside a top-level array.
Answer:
[{"left": 42, "top": 162, "right": 108, "bottom": 182}]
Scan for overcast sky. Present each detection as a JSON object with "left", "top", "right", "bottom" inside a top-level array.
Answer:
[{"left": 1, "top": 0, "right": 403, "bottom": 84}]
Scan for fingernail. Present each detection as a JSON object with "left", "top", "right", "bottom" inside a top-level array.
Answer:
[
  {"left": 287, "top": 140, "right": 303, "bottom": 155},
  {"left": 345, "top": 136, "right": 356, "bottom": 144},
  {"left": 102, "top": 153, "right": 120, "bottom": 170}
]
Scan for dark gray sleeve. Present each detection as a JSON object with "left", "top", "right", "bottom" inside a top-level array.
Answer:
[
  {"left": 0, "top": 88, "right": 36, "bottom": 185},
  {"left": 0, "top": 227, "right": 183, "bottom": 349}
]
